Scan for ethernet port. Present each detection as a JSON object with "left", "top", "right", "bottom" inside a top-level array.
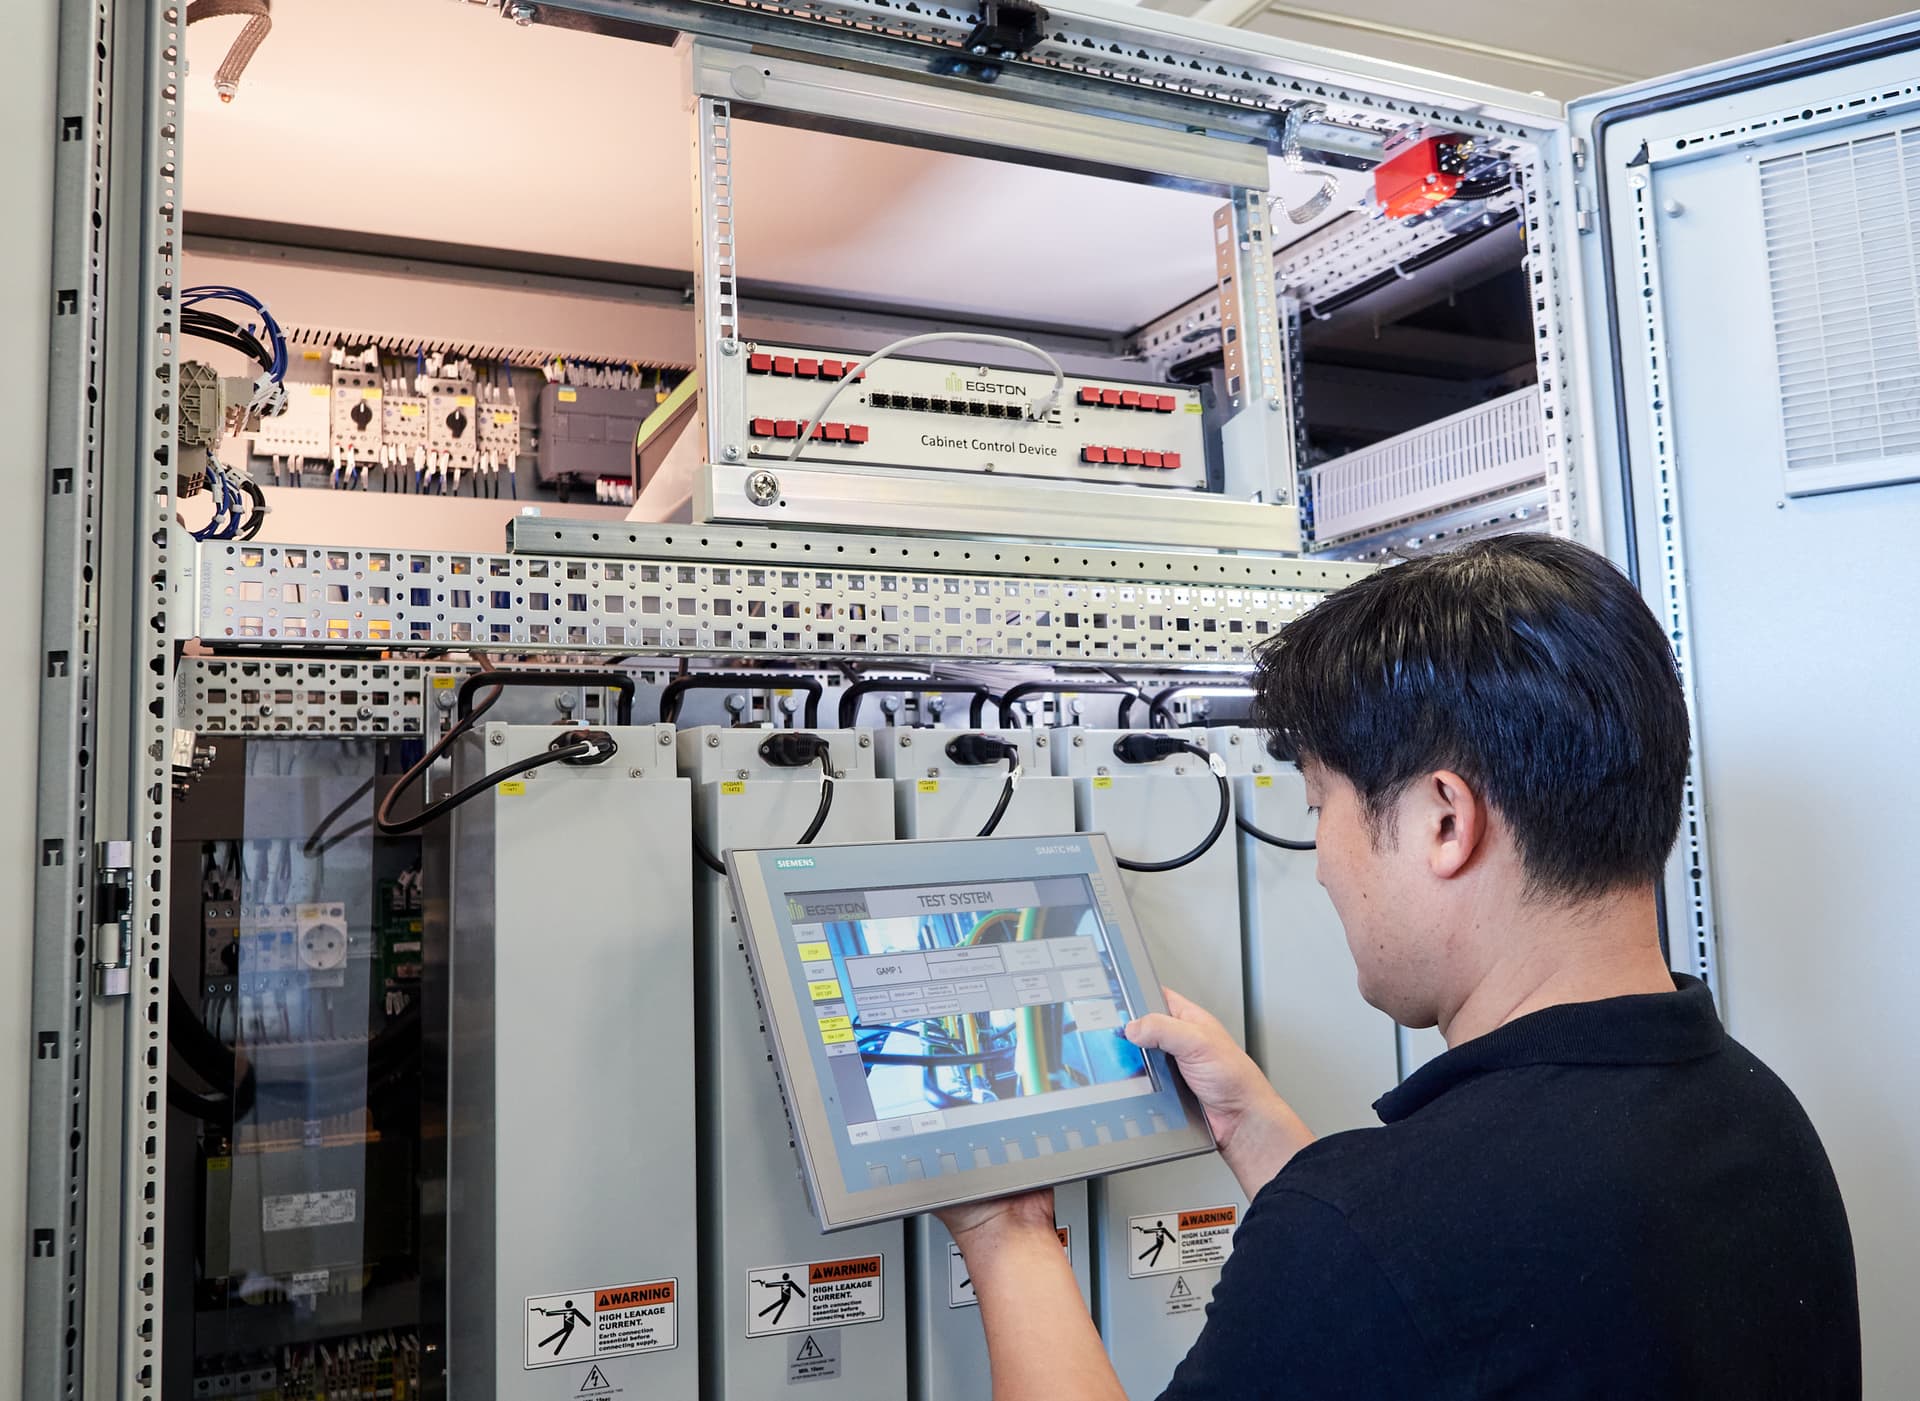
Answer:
[
  {"left": 869, "top": 392, "right": 895, "bottom": 409},
  {"left": 929, "top": 397, "right": 950, "bottom": 413},
  {"left": 968, "top": 401, "right": 988, "bottom": 416},
  {"left": 909, "top": 396, "right": 930, "bottom": 411},
  {"left": 985, "top": 403, "right": 1007, "bottom": 419}
]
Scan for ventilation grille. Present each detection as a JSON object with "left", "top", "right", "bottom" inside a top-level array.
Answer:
[
  {"left": 1760, "top": 126, "right": 1920, "bottom": 495},
  {"left": 1306, "top": 385, "right": 1545, "bottom": 545}
]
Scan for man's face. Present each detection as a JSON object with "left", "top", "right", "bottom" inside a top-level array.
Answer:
[{"left": 1300, "top": 757, "right": 1442, "bottom": 1028}]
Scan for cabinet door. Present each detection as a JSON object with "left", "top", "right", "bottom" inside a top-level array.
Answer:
[{"left": 1569, "top": 20, "right": 1920, "bottom": 1398}]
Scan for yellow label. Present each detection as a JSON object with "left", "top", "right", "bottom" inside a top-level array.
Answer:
[
  {"left": 497, "top": 780, "right": 526, "bottom": 796},
  {"left": 302, "top": 349, "right": 325, "bottom": 360},
  {"left": 207, "top": 1156, "right": 231, "bottom": 1173},
  {"left": 363, "top": 388, "right": 383, "bottom": 400},
  {"left": 808, "top": 979, "right": 843, "bottom": 1002},
  {"left": 720, "top": 780, "right": 747, "bottom": 796},
  {"left": 1254, "top": 774, "right": 1274, "bottom": 788},
  {"left": 309, "top": 384, "right": 330, "bottom": 396},
  {"left": 491, "top": 410, "right": 515, "bottom": 425},
  {"left": 796, "top": 942, "right": 831, "bottom": 963},
  {"left": 1185, "top": 402, "right": 1203, "bottom": 413},
  {"left": 917, "top": 779, "right": 940, "bottom": 793},
  {"left": 455, "top": 394, "right": 475, "bottom": 407},
  {"left": 820, "top": 1028, "right": 855, "bottom": 1046},
  {"left": 1092, "top": 776, "right": 1114, "bottom": 789},
  {"left": 817, "top": 1016, "right": 851, "bottom": 1033},
  {"left": 431, "top": 675, "right": 457, "bottom": 690},
  {"left": 558, "top": 388, "right": 578, "bottom": 403},
  {"left": 399, "top": 404, "right": 422, "bottom": 417},
  {"left": 774, "top": 688, "right": 795, "bottom": 697}
]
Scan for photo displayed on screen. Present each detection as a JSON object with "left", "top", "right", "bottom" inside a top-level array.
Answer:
[{"left": 787, "top": 876, "right": 1152, "bottom": 1142}]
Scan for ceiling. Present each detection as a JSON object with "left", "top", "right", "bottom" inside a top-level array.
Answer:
[
  {"left": 185, "top": 1, "right": 1902, "bottom": 336},
  {"left": 1147, "top": 0, "right": 1909, "bottom": 101}
]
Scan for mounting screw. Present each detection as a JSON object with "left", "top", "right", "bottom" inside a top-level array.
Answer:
[
  {"left": 1229, "top": 732, "right": 1241, "bottom": 744},
  {"left": 1071, "top": 733, "right": 1084, "bottom": 747},
  {"left": 659, "top": 731, "right": 674, "bottom": 746},
  {"left": 489, "top": 730, "right": 504, "bottom": 746},
  {"left": 628, "top": 767, "right": 644, "bottom": 778},
  {"left": 1267, "top": 397, "right": 1281, "bottom": 410},
  {"left": 508, "top": 1, "right": 536, "bottom": 25},
  {"left": 719, "top": 338, "right": 740, "bottom": 356},
  {"left": 745, "top": 470, "right": 780, "bottom": 506},
  {"left": 927, "top": 767, "right": 940, "bottom": 778},
  {"left": 1662, "top": 198, "right": 1685, "bottom": 217},
  {"left": 899, "top": 733, "right": 912, "bottom": 746},
  {"left": 722, "top": 444, "right": 742, "bottom": 462},
  {"left": 857, "top": 734, "right": 872, "bottom": 748},
  {"left": 1036, "top": 734, "right": 1047, "bottom": 747},
  {"left": 706, "top": 733, "right": 722, "bottom": 748}
]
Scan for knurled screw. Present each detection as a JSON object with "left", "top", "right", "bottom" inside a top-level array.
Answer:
[
  {"left": 489, "top": 730, "right": 504, "bottom": 746},
  {"left": 658, "top": 731, "right": 674, "bottom": 746},
  {"left": 857, "top": 734, "right": 872, "bottom": 748},
  {"left": 707, "top": 734, "right": 722, "bottom": 748},
  {"left": 899, "top": 733, "right": 912, "bottom": 746},
  {"left": 745, "top": 469, "right": 779, "bottom": 505}
]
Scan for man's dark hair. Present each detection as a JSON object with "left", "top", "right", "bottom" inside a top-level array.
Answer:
[{"left": 1254, "top": 535, "right": 1689, "bottom": 900}]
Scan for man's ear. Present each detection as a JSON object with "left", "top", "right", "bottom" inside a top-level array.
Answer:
[{"left": 1417, "top": 769, "right": 1486, "bottom": 880}]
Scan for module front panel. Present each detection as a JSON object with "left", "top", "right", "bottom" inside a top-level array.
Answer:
[{"left": 741, "top": 343, "right": 1208, "bottom": 490}]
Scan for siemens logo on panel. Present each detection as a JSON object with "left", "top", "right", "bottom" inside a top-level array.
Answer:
[{"left": 774, "top": 857, "right": 816, "bottom": 868}]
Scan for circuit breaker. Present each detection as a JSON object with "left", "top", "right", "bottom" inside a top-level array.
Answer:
[
  {"left": 1052, "top": 727, "right": 1247, "bottom": 1398},
  {"left": 679, "top": 727, "right": 908, "bottom": 1400},
  {"left": 1210, "top": 727, "right": 1397, "bottom": 1137},
  {"left": 876, "top": 728, "right": 1093, "bottom": 1401},
  {"left": 439, "top": 724, "right": 697, "bottom": 1401}
]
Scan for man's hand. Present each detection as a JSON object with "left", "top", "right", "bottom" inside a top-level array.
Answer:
[
  {"left": 1126, "top": 987, "right": 1316, "bottom": 1197},
  {"left": 935, "top": 1187, "right": 1057, "bottom": 1254}
]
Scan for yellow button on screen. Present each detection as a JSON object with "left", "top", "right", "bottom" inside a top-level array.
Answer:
[
  {"left": 808, "top": 980, "right": 843, "bottom": 1002},
  {"left": 817, "top": 1016, "right": 851, "bottom": 1033},
  {"left": 796, "top": 942, "right": 831, "bottom": 963},
  {"left": 820, "top": 1028, "right": 855, "bottom": 1045}
]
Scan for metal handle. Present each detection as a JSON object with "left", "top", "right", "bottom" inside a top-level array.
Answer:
[
  {"left": 658, "top": 673, "right": 823, "bottom": 727},
  {"left": 456, "top": 670, "right": 636, "bottom": 725}
]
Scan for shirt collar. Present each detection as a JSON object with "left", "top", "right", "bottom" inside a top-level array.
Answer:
[{"left": 1373, "top": 974, "right": 1725, "bottom": 1124}]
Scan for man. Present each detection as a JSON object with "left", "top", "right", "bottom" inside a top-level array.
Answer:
[{"left": 940, "top": 536, "right": 1859, "bottom": 1398}]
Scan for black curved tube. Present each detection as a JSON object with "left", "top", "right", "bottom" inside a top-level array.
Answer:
[
  {"left": 1236, "top": 815, "right": 1316, "bottom": 852},
  {"left": 1146, "top": 683, "right": 1254, "bottom": 730},
  {"left": 456, "top": 669, "right": 635, "bottom": 724},
  {"left": 1108, "top": 736, "right": 1232, "bottom": 873},
  {"left": 694, "top": 748, "right": 834, "bottom": 874},
  {"left": 997, "top": 682, "right": 1144, "bottom": 729},
  {"left": 376, "top": 731, "right": 614, "bottom": 836},
  {"left": 659, "top": 673, "right": 822, "bottom": 727},
  {"left": 837, "top": 680, "right": 998, "bottom": 729}
]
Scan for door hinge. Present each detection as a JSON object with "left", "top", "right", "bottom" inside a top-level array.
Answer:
[
  {"left": 93, "top": 839, "right": 133, "bottom": 999},
  {"left": 1570, "top": 134, "right": 1588, "bottom": 170},
  {"left": 1573, "top": 180, "right": 1595, "bottom": 234}
]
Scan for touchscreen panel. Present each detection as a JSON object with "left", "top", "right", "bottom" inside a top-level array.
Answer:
[
  {"left": 743, "top": 836, "right": 1212, "bottom": 1209},
  {"left": 792, "top": 876, "right": 1153, "bottom": 1144}
]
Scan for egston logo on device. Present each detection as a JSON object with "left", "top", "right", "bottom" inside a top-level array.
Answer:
[{"left": 775, "top": 857, "right": 816, "bottom": 869}]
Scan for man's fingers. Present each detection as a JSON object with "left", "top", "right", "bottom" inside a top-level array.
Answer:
[
  {"left": 1124, "top": 1010, "right": 1216, "bottom": 1060},
  {"left": 1163, "top": 986, "right": 1226, "bottom": 1034}
]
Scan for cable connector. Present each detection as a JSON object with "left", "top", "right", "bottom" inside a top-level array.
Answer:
[
  {"left": 944, "top": 733, "right": 1019, "bottom": 768},
  {"left": 1112, "top": 733, "right": 1205, "bottom": 766},
  {"left": 554, "top": 729, "right": 618, "bottom": 766},
  {"left": 758, "top": 732, "right": 833, "bottom": 769}
]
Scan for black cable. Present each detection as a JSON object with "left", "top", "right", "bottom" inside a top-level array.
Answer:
[
  {"left": 860, "top": 1050, "right": 1009, "bottom": 1068},
  {"left": 694, "top": 747, "right": 835, "bottom": 875},
  {"left": 944, "top": 733, "right": 1021, "bottom": 838},
  {"left": 376, "top": 658, "right": 505, "bottom": 834},
  {"left": 1236, "top": 814, "right": 1316, "bottom": 851},
  {"left": 182, "top": 309, "right": 276, "bottom": 375},
  {"left": 1108, "top": 735, "right": 1231, "bottom": 873},
  {"left": 375, "top": 732, "right": 616, "bottom": 836}
]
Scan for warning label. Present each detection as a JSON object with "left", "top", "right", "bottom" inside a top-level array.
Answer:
[
  {"left": 746, "top": 1255, "right": 885, "bottom": 1337},
  {"left": 1126, "top": 1206, "right": 1238, "bottom": 1278},
  {"left": 262, "top": 1188, "right": 356, "bottom": 1233},
  {"left": 787, "top": 1330, "right": 842, "bottom": 1384},
  {"left": 1165, "top": 1274, "right": 1203, "bottom": 1316},
  {"left": 948, "top": 1226, "right": 1071, "bottom": 1308},
  {"left": 524, "top": 1278, "right": 678, "bottom": 1369}
]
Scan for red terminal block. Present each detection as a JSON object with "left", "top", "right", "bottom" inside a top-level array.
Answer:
[
  {"left": 1077, "top": 386, "right": 1102, "bottom": 406},
  {"left": 750, "top": 417, "right": 775, "bottom": 437},
  {"left": 1163, "top": 452, "right": 1181, "bottom": 471},
  {"left": 824, "top": 423, "right": 848, "bottom": 441},
  {"left": 796, "top": 358, "right": 819, "bottom": 378},
  {"left": 1374, "top": 132, "right": 1472, "bottom": 219},
  {"left": 1121, "top": 390, "right": 1142, "bottom": 408},
  {"left": 748, "top": 353, "right": 773, "bottom": 374},
  {"left": 847, "top": 424, "right": 870, "bottom": 443},
  {"left": 822, "top": 359, "right": 845, "bottom": 379},
  {"left": 1081, "top": 446, "right": 1107, "bottom": 464},
  {"left": 1144, "top": 451, "right": 1164, "bottom": 468},
  {"left": 1100, "top": 389, "right": 1123, "bottom": 406},
  {"left": 1155, "top": 394, "right": 1177, "bottom": 412},
  {"left": 810, "top": 422, "right": 828, "bottom": 439},
  {"left": 772, "top": 355, "right": 796, "bottom": 376},
  {"left": 1123, "top": 448, "right": 1145, "bottom": 466},
  {"left": 773, "top": 419, "right": 799, "bottom": 439}
]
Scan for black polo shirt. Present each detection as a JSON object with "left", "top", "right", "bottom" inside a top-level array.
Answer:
[{"left": 1159, "top": 977, "right": 1860, "bottom": 1399}]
